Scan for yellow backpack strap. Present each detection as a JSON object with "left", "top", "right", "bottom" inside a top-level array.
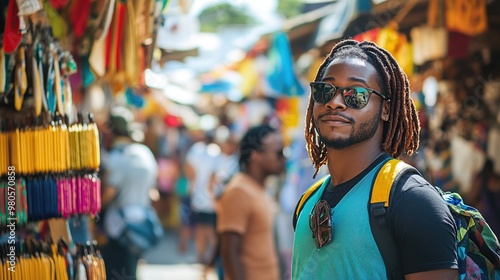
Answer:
[
  {"left": 370, "top": 158, "right": 418, "bottom": 280},
  {"left": 371, "top": 159, "right": 412, "bottom": 207},
  {"left": 294, "top": 176, "right": 328, "bottom": 218}
]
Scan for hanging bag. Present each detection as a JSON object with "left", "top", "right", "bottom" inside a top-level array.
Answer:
[{"left": 115, "top": 205, "right": 164, "bottom": 254}]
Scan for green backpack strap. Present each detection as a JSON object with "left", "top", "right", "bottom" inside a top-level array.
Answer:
[{"left": 370, "top": 159, "right": 419, "bottom": 280}]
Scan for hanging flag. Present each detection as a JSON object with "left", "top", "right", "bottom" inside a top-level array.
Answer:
[{"left": 266, "top": 32, "right": 305, "bottom": 97}]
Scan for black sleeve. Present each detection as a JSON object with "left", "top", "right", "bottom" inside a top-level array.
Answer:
[{"left": 388, "top": 173, "right": 459, "bottom": 275}]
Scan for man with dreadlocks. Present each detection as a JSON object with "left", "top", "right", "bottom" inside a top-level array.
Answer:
[{"left": 291, "top": 40, "right": 458, "bottom": 279}]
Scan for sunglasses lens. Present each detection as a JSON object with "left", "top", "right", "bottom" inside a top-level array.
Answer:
[
  {"left": 309, "top": 213, "right": 315, "bottom": 237},
  {"left": 309, "top": 200, "right": 332, "bottom": 248},
  {"left": 311, "top": 83, "right": 335, "bottom": 104},
  {"left": 318, "top": 226, "right": 332, "bottom": 248},
  {"left": 311, "top": 83, "right": 375, "bottom": 109},
  {"left": 343, "top": 87, "right": 370, "bottom": 109}
]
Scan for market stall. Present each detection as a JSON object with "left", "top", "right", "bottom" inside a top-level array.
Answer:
[{"left": 0, "top": 1, "right": 167, "bottom": 278}]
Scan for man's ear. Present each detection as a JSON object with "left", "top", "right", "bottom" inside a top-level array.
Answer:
[
  {"left": 382, "top": 100, "right": 391, "bottom": 122},
  {"left": 249, "top": 149, "right": 259, "bottom": 163}
]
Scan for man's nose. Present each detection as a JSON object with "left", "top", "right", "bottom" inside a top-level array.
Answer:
[{"left": 326, "top": 89, "right": 347, "bottom": 110}]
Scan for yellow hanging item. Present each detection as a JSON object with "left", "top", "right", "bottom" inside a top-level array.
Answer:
[
  {"left": 14, "top": 47, "right": 28, "bottom": 111},
  {"left": 445, "top": 0, "right": 487, "bottom": 36},
  {"left": 33, "top": 57, "right": 43, "bottom": 116},
  {"left": 0, "top": 49, "right": 5, "bottom": 93}
]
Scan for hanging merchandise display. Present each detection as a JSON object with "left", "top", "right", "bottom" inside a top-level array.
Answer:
[
  {"left": 0, "top": 113, "right": 101, "bottom": 224},
  {"left": 0, "top": 239, "right": 106, "bottom": 280},
  {"left": 1, "top": 25, "right": 77, "bottom": 117},
  {"left": 0, "top": 2, "right": 105, "bottom": 279},
  {"left": 353, "top": 27, "right": 413, "bottom": 77},
  {"left": 444, "top": 0, "right": 487, "bottom": 36},
  {"left": 410, "top": 26, "right": 447, "bottom": 66}
]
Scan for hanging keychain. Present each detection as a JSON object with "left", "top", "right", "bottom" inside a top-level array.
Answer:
[
  {"left": 45, "top": 43, "right": 56, "bottom": 114},
  {"left": 0, "top": 128, "right": 7, "bottom": 175},
  {"left": 14, "top": 45, "right": 28, "bottom": 111},
  {"left": 70, "top": 176, "right": 77, "bottom": 216},
  {"left": 88, "top": 114, "right": 101, "bottom": 170},
  {"left": 1, "top": 181, "right": 6, "bottom": 226},
  {"left": 0, "top": 48, "right": 5, "bottom": 96},
  {"left": 52, "top": 45, "right": 64, "bottom": 116},
  {"left": 60, "top": 52, "right": 77, "bottom": 116},
  {"left": 36, "top": 32, "right": 48, "bottom": 113},
  {"left": 32, "top": 54, "right": 42, "bottom": 116}
]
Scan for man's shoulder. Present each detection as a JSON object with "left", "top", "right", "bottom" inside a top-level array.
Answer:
[
  {"left": 390, "top": 171, "right": 450, "bottom": 215},
  {"left": 225, "top": 174, "right": 265, "bottom": 196},
  {"left": 394, "top": 171, "right": 434, "bottom": 193}
]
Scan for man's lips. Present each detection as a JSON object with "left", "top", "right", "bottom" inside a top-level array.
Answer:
[{"left": 318, "top": 114, "right": 351, "bottom": 123}]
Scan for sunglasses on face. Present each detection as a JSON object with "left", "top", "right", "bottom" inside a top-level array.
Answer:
[
  {"left": 310, "top": 82, "right": 388, "bottom": 109},
  {"left": 309, "top": 200, "right": 332, "bottom": 249}
]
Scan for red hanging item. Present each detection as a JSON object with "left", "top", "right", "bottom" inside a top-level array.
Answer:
[
  {"left": 50, "top": 0, "right": 69, "bottom": 9},
  {"left": 447, "top": 31, "right": 470, "bottom": 59},
  {"left": 115, "top": 2, "right": 126, "bottom": 72},
  {"left": 105, "top": 2, "right": 125, "bottom": 73},
  {"left": 69, "top": 0, "right": 92, "bottom": 39},
  {"left": 3, "top": 0, "right": 22, "bottom": 54}
]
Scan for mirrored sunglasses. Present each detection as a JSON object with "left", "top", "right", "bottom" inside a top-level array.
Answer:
[
  {"left": 309, "top": 199, "right": 332, "bottom": 248},
  {"left": 310, "top": 82, "right": 388, "bottom": 109}
]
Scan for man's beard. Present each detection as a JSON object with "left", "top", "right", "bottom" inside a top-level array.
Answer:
[{"left": 318, "top": 109, "right": 382, "bottom": 149}]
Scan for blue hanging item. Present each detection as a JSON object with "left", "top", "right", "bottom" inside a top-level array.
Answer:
[
  {"left": 27, "top": 178, "right": 34, "bottom": 221},
  {"left": 125, "top": 87, "right": 145, "bottom": 108},
  {"left": 46, "top": 58, "right": 56, "bottom": 113},
  {"left": 357, "top": 0, "right": 372, "bottom": 13},
  {"left": 80, "top": 56, "right": 95, "bottom": 88},
  {"left": 49, "top": 177, "right": 58, "bottom": 218},
  {"left": 200, "top": 80, "right": 233, "bottom": 94},
  {"left": 42, "top": 177, "right": 48, "bottom": 220},
  {"left": 266, "top": 32, "right": 305, "bottom": 97}
]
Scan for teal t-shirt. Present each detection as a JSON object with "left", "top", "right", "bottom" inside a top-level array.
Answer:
[{"left": 292, "top": 159, "right": 388, "bottom": 279}]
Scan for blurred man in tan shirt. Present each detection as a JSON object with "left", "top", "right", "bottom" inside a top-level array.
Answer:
[{"left": 217, "top": 124, "right": 286, "bottom": 280}]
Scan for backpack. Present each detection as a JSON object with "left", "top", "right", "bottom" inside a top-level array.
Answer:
[{"left": 294, "top": 159, "right": 500, "bottom": 279}]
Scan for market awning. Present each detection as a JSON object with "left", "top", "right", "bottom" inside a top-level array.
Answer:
[{"left": 314, "top": 0, "right": 373, "bottom": 46}]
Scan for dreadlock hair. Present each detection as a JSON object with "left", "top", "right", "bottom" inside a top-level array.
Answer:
[
  {"left": 305, "top": 40, "right": 420, "bottom": 177},
  {"left": 239, "top": 124, "right": 276, "bottom": 171}
]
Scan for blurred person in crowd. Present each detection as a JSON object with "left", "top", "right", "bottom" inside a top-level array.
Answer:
[
  {"left": 205, "top": 126, "right": 240, "bottom": 279},
  {"left": 470, "top": 158, "right": 500, "bottom": 235},
  {"left": 100, "top": 106, "right": 159, "bottom": 279},
  {"left": 211, "top": 126, "right": 240, "bottom": 201},
  {"left": 292, "top": 40, "right": 457, "bottom": 279},
  {"left": 185, "top": 130, "right": 220, "bottom": 265},
  {"left": 156, "top": 156, "right": 180, "bottom": 228},
  {"left": 218, "top": 124, "right": 286, "bottom": 280},
  {"left": 175, "top": 126, "right": 196, "bottom": 253}
]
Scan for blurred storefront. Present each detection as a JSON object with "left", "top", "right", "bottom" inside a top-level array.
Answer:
[{"left": 0, "top": 1, "right": 167, "bottom": 278}]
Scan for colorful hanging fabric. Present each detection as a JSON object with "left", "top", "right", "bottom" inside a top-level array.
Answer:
[
  {"left": 266, "top": 32, "right": 305, "bottom": 97},
  {"left": 16, "top": 0, "right": 42, "bottom": 16},
  {"left": 69, "top": 0, "right": 92, "bottom": 39},
  {"left": 236, "top": 58, "right": 259, "bottom": 97},
  {"left": 354, "top": 27, "right": 413, "bottom": 77},
  {"left": 3, "top": 0, "right": 22, "bottom": 54},
  {"left": 445, "top": 0, "right": 487, "bottom": 36},
  {"left": 410, "top": 26, "right": 447, "bottom": 65},
  {"left": 447, "top": 31, "right": 471, "bottom": 60}
]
